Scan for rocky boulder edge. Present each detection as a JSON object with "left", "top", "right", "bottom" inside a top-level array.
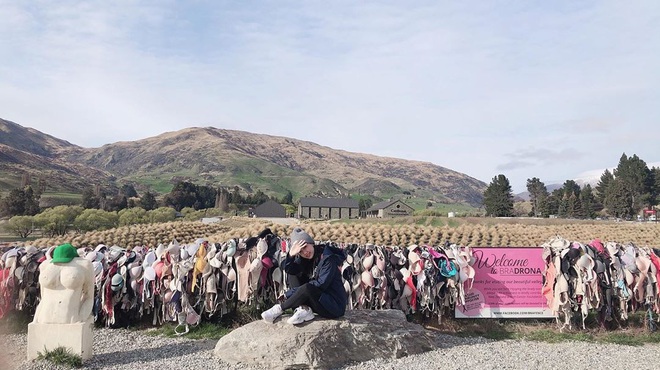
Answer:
[{"left": 213, "top": 309, "right": 437, "bottom": 369}]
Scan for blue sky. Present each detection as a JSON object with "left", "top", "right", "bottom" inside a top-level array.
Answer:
[{"left": 1, "top": 1, "right": 659, "bottom": 192}]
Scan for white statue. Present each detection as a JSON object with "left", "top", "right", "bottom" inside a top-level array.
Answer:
[{"left": 33, "top": 243, "right": 95, "bottom": 324}]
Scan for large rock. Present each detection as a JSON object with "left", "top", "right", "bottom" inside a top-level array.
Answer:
[{"left": 214, "top": 309, "right": 436, "bottom": 369}]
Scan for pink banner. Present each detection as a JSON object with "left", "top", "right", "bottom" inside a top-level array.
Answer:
[{"left": 455, "top": 247, "right": 553, "bottom": 318}]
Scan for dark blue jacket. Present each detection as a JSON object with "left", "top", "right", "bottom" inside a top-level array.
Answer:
[{"left": 286, "top": 245, "right": 347, "bottom": 318}]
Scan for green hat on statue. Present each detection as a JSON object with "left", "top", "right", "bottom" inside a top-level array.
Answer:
[{"left": 51, "top": 243, "right": 79, "bottom": 263}]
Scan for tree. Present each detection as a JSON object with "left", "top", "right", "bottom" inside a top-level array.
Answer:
[
  {"left": 230, "top": 186, "right": 243, "bottom": 205},
  {"left": 147, "top": 207, "right": 177, "bottom": 223},
  {"left": 3, "top": 188, "right": 26, "bottom": 216},
  {"left": 281, "top": 190, "right": 293, "bottom": 205},
  {"left": 164, "top": 181, "right": 198, "bottom": 211},
  {"left": 652, "top": 167, "right": 660, "bottom": 207},
  {"left": 2, "top": 186, "right": 39, "bottom": 216},
  {"left": 106, "top": 195, "right": 128, "bottom": 212},
  {"left": 358, "top": 198, "right": 373, "bottom": 213},
  {"left": 118, "top": 207, "right": 147, "bottom": 226},
  {"left": 34, "top": 205, "right": 84, "bottom": 237},
  {"left": 246, "top": 190, "right": 269, "bottom": 205},
  {"left": 6, "top": 215, "right": 35, "bottom": 238},
  {"left": 196, "top": 185, "right": 217, "bottom": 209},
  {"left": 81, "top": 186, "right": 100, "bottom": 209},
  {"left": 557, "top": 180, "right": 581, "bottom": 218},
  {"left": 216, "top": 188, "right": 229, "bottom": 212},
  {"left": 605, "top": 178, "right": 633, "bottom": 218},
  {"left": 595, "top": 169, "right": 614, "bottom": 207},
  {"left": 613, "top": 153, "right": 653, "bottom": 214},
  {"left": 139, "top": 191, "right": 158, "bottom": 211},
  {"left": 483, "top": 174, "right": 514, "bottom": 217},
  {"left": 579, "top": 184, "right": 597, "bottom": 219},
  {"left": 120, "top": 184, "right": 138, "bottom": 198},
  {"left": 23, "top": 186, "right": 40, "bottom": 215},
  {"left": 526, "top": 177, "right": 548, "bottom": 217},
  {"left": 37, "top": 177, "right": 47, "bottom": 196},
  {"left": 545, "top": 190, "right": 561, "bottom": 217},
  {"left": 127, "top": 198, "right": 137, "bottom": 208},
  {"left": 74, "top": 209, "right": 119, "bottom": 232}
]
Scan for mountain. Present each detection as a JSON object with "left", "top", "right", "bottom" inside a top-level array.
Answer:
[
  {"left": 0, "top": 119, "right": 487, "bottom": 206},
  {"left": 0, "top": 118, "right": 113, "bottom": 193}
]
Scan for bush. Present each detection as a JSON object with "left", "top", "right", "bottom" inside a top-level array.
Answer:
[
  {"left": 118, "top": 207, "right": 147, "bottom": 226},
  {"left": 34, "top": 205, "right": 83, "bottom": 237},
  {"left": 37, "top": 346, "right": 82, "bottom": 368},
  {"left": 74, "top": 209, "right": 119, "bottom": 232},
  {"left": 147, "top": 207, "right": 176, "bottom": 223}
]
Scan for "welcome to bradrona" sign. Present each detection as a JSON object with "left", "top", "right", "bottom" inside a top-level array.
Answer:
[{"left": 455, "top": 247, "right": 553, "bottom": 319}]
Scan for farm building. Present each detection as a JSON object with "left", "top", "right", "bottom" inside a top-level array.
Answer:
[
  {"left": 365, "top": 199, "right": 414, "bottom": 218},
  {"left": 253, "top": 199, "right": 286, "bottom": 218},
  {"left": 298, "top": 197, "right": 359, "bottom": 219}
]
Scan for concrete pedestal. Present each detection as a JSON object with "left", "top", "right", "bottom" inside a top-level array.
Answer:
[{"left": 27, "top": 321, "right": 93, "bottom": 361}]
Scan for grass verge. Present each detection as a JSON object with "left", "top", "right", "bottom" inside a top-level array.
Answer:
[
  {"left": 425, "top": 313, "right": 660, "bottom": 346},
  {"left": 144, "top": 322, "right": 231, "bottom": 340}
]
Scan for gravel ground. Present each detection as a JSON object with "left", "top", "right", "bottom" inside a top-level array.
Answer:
[{"left": 3, "top": 328, "right": 660, "bottom": 370}]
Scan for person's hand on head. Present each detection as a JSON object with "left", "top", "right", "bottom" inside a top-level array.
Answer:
[{"left": 289, "top": 240, "right": 307, "bottom": 257}]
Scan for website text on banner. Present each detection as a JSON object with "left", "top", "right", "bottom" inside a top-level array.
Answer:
[{"left": 455, "top": 247, "right": 554, "bottom": 318}]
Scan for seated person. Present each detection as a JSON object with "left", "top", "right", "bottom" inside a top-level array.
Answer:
[{"left": 261, "top": 227, "right": 347, "bottom": 324}]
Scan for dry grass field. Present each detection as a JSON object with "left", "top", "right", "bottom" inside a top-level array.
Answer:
[{"left": 16, "top": 216, "right": 660, "bottom": 248}]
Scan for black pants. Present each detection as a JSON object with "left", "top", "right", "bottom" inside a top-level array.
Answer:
[
  {"left": 287, "top": 273, "right": 309, "bottom": 289},
  {"left": 280, "top": 283, "right": 332, "bottom": 318}
]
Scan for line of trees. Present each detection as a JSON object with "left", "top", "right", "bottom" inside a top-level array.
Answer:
[
  {"left": 5, "top": 205, "right": 185, "bottom": 239},
  {"left": 1, "top": 180, "right": 296, "bottom": 219},
  {"left": 484, "top": 153, "right": 660, "bottom": 218}
]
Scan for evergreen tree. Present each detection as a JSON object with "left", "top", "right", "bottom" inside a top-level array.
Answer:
[
  {"left": 652, "top": 167, "right": 660, "bottom": 207},
  {"left": 595, "top": 169, "right": 614, "bottom": 206},
  {"left": 545, "top": 191, "right": 561, "bottom": 217},
  {"left": 37, "top": 177, "right": 47, "bottom": 196},
  {"left": 613, "top": 153, "right": 653, "bottom": 214},
  {"left": 106, "top": 195, "right": 128, "bottom": 212},
  {"left": 23, "top": 186, "right": 40, "bottom": 215},
  {"left": 3, "top": 188, "right": 26, "bottom": 216},
  {"left": 526, "top": 177, "right": 548, "bottom": 217},
  {"left": 81, "top": 186, "right": 100, "bottom": 209},
  {"left": 230, "top": 186, "right": 243, "bottom": 205},
  {"left": 246, "top": 190, "right": 270, "bottom": 205},
  {"left": 559, "top": 180, "right": 581, "bottom": 218},
  {"left": 196, "top": 185, "right": 217, "bottom": 209},
  {"left": 1, "top": 186, "right": 39, "bottom": 217},
  {"left": 580, "top": 184, "right": 597, "bottom": 219},
  {"left": 566, "top": 193, "right": 581, "bottom": 218},
  {"left": 164, "top": 181, "right": 198, "bottom": 211},
  {"left": 605, "top": 178, "right": 633, "bottom": 218},
  {"left": 139, "top": 191, "right": 158, "bottom": 211},
  {"left": 120, "top": 184, "right": 139, "bottom": 198},
  {"left": 281, "top": 190, "right": 293, "bottom": 205},
  {"left": 558, "top": 192, "right": 568, "bottom": 218},
  {"left": 483, "top": 174, "right": 514, "bottom": 217}
]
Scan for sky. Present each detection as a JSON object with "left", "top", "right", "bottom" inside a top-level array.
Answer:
[{"left": 1, "top": 1, "right": 659, "bottom": 193}]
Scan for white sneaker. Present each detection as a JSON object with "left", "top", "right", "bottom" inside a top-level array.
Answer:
[
  {"left": 287, "top": 306, "right": 315, "bottom": 325},
  {"left": 261, "top": 304, "right": 283, "bottom": 323}
]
